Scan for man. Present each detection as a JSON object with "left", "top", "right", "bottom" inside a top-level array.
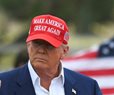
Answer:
[{"left": 0, "top": 14, "right": 102, "bottom": 95}]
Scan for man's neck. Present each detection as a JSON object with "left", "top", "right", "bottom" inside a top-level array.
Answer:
[
  {"left": 36, "top": 65, "right": 60, "bottom": 79},
  {"left": 35, "top": 65, "right": 60, "bottom": 90}
]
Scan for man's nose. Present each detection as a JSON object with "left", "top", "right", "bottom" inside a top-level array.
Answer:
[{"left": 37, "top": 45, "right": 47, "bottom": 54}]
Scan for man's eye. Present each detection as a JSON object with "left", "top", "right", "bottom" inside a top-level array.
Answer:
[
  {"left": 33, "top": 41, "right": 41, "bottom": 45},
  {"left": 32, "top": 40, "right": 55, "bottom": 49},
  {"left": 47, "top": 45, "right": 54, "bottom": 49}
]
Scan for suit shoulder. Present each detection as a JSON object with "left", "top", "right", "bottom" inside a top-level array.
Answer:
[
  {"left": 64, "top": 68, "right": 96, "bottom": 82},
  {"left": 64, "top": 68, "right": 102, "bottom": 94},
  {"left": 0, "top": 65, "right": 26, "bottom": 80}
]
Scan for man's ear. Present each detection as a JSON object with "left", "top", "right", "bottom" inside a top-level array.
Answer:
[{"left": 61, "top": 46, "right": 69, "bottom": 59}]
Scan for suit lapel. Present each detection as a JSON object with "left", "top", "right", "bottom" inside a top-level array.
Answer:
[
  {"left": 64, "top": 78, "right": 73, "bottom": 95},
  {"left": 15, "top": 64, "right": 36, "bottom": 95},
  {"left": 64, "top": 68, "right": 77, "bottom": 95}
]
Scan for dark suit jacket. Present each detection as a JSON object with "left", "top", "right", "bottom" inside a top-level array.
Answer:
[{"left": 0, "top": 64, "right": 102, "bottom": 95}]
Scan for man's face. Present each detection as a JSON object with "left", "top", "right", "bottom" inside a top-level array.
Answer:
[{"left": 27, "top": 40, "right": 69, "bottom": 70}]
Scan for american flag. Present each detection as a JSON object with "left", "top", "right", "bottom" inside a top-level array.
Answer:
[{"left": 62, "top": 37, "right": 114, "bottom": 95}]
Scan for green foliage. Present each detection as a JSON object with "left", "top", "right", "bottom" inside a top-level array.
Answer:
[
  {"left": 91, "top": 0, "right": 114, "bottom": 22},
  {"left": 0, "top": 0, "right": 114, "bottom": 33},
  {"left": 0, "top": 0, "right": 50, "bottom": 20}
]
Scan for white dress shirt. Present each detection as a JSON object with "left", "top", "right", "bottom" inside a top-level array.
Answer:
[{"left": 28, "top": 61, "right": 65, "bottom": 95}]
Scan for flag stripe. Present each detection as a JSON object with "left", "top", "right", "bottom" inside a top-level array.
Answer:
[
  {"left": 62, "top": 57, "right": 114, "bottom": 71},
  {"left": 101, "top": 88, "right": 114, "bottom": 94},
  {"left": 78, "top": 69, "right": 114, "bottom": 76},
  {"left": 91, "top": 76, "right": 114, "bottom": 88},
  {"left": 65, "top": 51, "right": 97, "bottom": 60}
]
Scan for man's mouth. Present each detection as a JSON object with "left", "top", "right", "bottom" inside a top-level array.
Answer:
[{"left": 34, "top": 57, "right": 47, "bottom": 62}]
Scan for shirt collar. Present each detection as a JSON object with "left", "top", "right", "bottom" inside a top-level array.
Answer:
[
  {"left": 28, "top": 60, "right": 38, "bottom": 86},
  {"left": 28, "top": 60, "right": 65, "bottom": 85}
]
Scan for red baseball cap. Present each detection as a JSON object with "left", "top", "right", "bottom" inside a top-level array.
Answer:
[{"left": 26, "top": 14, "right": 69, "bottom": 47}]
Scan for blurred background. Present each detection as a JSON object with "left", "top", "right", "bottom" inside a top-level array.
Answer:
[{"left": 0, "top": 0, "right": 114, "bottom": 94}]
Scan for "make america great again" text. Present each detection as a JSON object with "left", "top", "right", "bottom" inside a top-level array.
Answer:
[
  {"left": 32, "top": 18, "right": 65, "bottom": 36},
  {"left": 33, "top": 18, "right": 64, "bottom": 30}
]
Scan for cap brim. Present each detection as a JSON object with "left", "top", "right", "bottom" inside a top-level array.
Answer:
[{"left": 26, "top": 34, "right": 62, "bottom": 48}]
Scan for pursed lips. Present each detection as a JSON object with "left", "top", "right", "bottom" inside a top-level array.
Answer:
[{"left": 34, "top": 57, "right": 48, "bottom": 62}]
